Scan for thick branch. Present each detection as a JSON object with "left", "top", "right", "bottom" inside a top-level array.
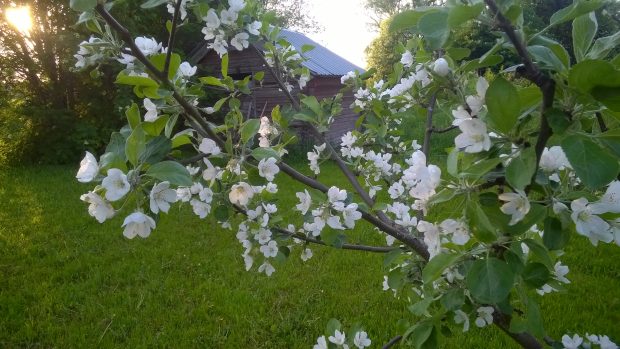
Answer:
[
  {"left": 484, "top": 0, "right": 555, "bottom": 170},
  {"left": 493, "top": 312, "right": 543, "bottom": 349}
]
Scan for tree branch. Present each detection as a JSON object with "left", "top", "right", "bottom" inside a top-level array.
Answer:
[
  {"left": 382, "top": 335, "right": 402, "bottom": 349},
  {"left": 97, "top": 4, "right": 429, "bottom": 260},
  {"left": 164, "top": 0, "right": 183, "bottom": 78},
  {"left": 273, "top": 227, "right": 397, "bottom": 253},
  {"left": 422, "top": 92, "right": 438, "bottom": 159}
]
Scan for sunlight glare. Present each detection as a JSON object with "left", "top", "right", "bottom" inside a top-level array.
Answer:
[{"left": 5, "top": 6, "right": 33, "bottom": 34}]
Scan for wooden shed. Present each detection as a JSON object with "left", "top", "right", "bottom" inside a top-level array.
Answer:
[{"left": 189, "top": 29, "right": 365, "bottom": 144}]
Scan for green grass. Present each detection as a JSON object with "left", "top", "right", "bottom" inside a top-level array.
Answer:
[{"left": 1, "top": 164, "right": 619, "bottom": 348}]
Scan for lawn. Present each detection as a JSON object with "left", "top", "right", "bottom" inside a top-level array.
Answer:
[{"left": 1, "top": 162, "right": 619, "bottom": 348}]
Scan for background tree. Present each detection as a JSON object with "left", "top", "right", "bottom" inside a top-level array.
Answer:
[{"left": 256, "top": 0, "right": 322, "bottom": 33}]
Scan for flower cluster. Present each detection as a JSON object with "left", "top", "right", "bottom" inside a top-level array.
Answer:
[
  {"left": 201, "top": 0, "right": 262, "bottom": 56},
  {"left": 561, "top": 333, "right": 618, "bottom": 349},
  {"left": 295, "top": 186, "right": 362, "bottom": 238},
  {"left": 313, "top": 329, "right": 371, "bottom": 349}
]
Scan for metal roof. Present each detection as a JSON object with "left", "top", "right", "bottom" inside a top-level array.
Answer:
[{"left": 279, "top": 29, "right": 365, "bottom": 77}]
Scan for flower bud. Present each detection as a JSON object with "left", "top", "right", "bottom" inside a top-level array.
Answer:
[{"left": 433, "top": 58, "right": 450, "bottom": 77}]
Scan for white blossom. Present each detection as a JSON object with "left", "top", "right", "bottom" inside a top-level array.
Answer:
[
  {"left": 243, "top": 254, "right": 253, "bottom": 271},
  {"left": 178, "top": 62, "right": 197, "bottom": 77},
  {"left": 134, "top": 37, "right": 162, "bottom": 56},
  {"left": 455, "top": 119, "right": 491, "bottom": 153},
  {"left": 230, "top": 32, "right": 249, "bottom": 51},
  {"left": 122, "top": 211, "right": 156, "bottom": 239},
  {"left": 76, "top": 151, "right": 98, "bottom": 183},
  {"left": 327, "top": 215, "right": 345, "bottom": 230},
  {"left": 454, "top": 310, "right": 470, "bottom": 332},
  {"left": 220, "top": 9, "right": 238, "bottom": 25},
  {"left": 418, "top": 220, "right": 441, "bottom": 259},
  {"left": 258, "top": 261, "right": 275, "bottom": 276},
  {"left": 167, "top": 0, "right": 191, "bottom": 20},
  {"left": 296, "top": 190, "right": 312, "bottom": 214},
  {"left": 313, "top": 336, "right": 328, "bottom": 349},
  {"left": 328, "top": 186, "right": 347, "bottom": 204},
  {"left": 343, "top": 203, "right": 362, "bottom": 229},
  {"left": 228, "top": 0, "right": 246, "bottom": 12},
  {"left": 440, "top": 219, "right": 470, "bottom": 245},
  {"left": 400, "top": 50, "right": 414, "bottom": 68},
  {"left": 229, "top": 182, "right": 254, "bottom": 206},
  {"left": 590, "top": 180, "right": 620, "bottom": 214},
  {"left": 176, "top": 187, "right": 192, "bottom": 202},
  {"left": 256, "top": 228, "right": 272, "bottom": 245},
  {"left": 571, "top": 198, "right": 613, "bottom": 245},
  {"left": 475, "top": 306, "right": 494, "bottom": 328},
  {"left": 101, "top": 169, "right": 131, "bottom": 202},
  {"left": 329, "top": 330, "right": 346, "bottom": 346},
  {"left": 199, "top": 138, "right": 221, "bottom": 156},
  {"left": 208, "top": 35, "right": 229, "bottom": 57},
  {"left": 260, "top": 240, "right": 279, "bottom": 258},
  {"left": 150, "top": 181, "right": 177, "bottom": 214},
  {"left": 199, "top": 187, "right": 213, "bottom": 203},
  {"left": 80, "top": 192, "right": 115, "bottom": 223},
  {"left": 354, "top": 331, "right": 371, "bottom": 349},
  {"left": 451, "top": 106, "right": 472, "bottom": 126},
  {"left": 304, "top": 216, "right": 326, "bottom": 237},
  {"left": 499, "top": 190, "right": 531, "bottom": 225},
  {"left": 432, "top": 58, "right": 450, "bottom": 76},
  {"left": 540, "top": 146, "right": 571, "bottom": 172},
  {"left": 562, "top": 334, "right": 583, "bottom": 349},
  {"left": 247, "top": 21, "right": 262, "bottom": 35},
  {"left": 190, "top": 199, "right": 211, "bottom": 218},
  {"left": 301, "top": 247, "right": 313, "bottom": 261},
  {"left": 144, "top": 98, "right": 158, "bottom": 122},
  {"left": 340, "top": 71, "right": 356, "bottom": 84},
  {"left": 258, "top": 157, "right": 279, "bottom": 182}
]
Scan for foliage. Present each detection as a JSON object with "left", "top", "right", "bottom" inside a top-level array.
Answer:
[{"left": 69, "top": 0, "right": 620, "bottom": 348}]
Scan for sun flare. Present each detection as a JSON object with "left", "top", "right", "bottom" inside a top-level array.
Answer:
[{"left": 5, "top": 6, "right": 33, "bottom": 34}]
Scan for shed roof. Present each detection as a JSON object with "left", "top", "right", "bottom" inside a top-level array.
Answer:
[
  {"left": 189, "top": 29, "right": 365, "bottom": 77},
  {"left": 279, "top": 29, "right": 365, "bottom": 77}
]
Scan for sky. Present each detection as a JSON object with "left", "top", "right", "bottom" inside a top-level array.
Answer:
[{"left": 305, "top": 0, "right": 377, "bottom": 69}]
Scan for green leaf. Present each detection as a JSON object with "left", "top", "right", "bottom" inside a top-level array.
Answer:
[
  {"left": 221, "top": 53, "right": 229, "bottom": 78},
  {"left": 448, "top": 3, "right": 484, "bottom": 28},
  {"left": 422, "top": 252, "right": 461, "bottom": 284},
  {"left": 460, "top": 158, "right": 502, "bottom": 179},
  {"left": 506, "top": 147, "right": 537, "bottom": 190},
  {"left": 404, "top": 321, "right": 434, "bottom": 348},
  {"left": 389, "top": 8, "right": 438, "bottom": 33},
  {"left": 440, "top": 289, "right": 465, "bottom": 311},
  {"left": 106, "top": 132, "right": 126, "bottom": 158},
  {"left": 446, "top": 47, "right": 471, "bottom": 61},
  {"left": 568, "top": 60, "right": 620, "bottom": 94},
  {"left": 546, "top": 108, "right": 571, "bottom": 135},
  {"left": 301, "top": 96, "right": 322, "bottom": 116},
  {"left": 143, "top": 116, "right": 169, "bottom": 137},
  {"left": 145, "top": 161, "right": 192, "bottom": 186},
  {"left": 125, "top": 103, "right": 141, "bottom": 129},
  {"left": 140, "top": 136, "right": 171, "bottom": 165},
  {"left": 240, "top": 119, "right": 261, "bottom": 144},
  {"left": 213, "top": 205, "right": 230, "bottom": 222},
  {"left": 70, "top": 0, "right": 96, "bottom": 12},
  {"left": 466, "top": 200, "right": 497, "bottom": 242},
  {"left": 125, "top": 125, "right": 146, "bottom": 166},
  {"left": 466, "top": 258, "right": 515, "bottom": 304},
  {"left": 408, "top": 298, "right": 433, "bottom": 316},
  {"left": 561, "top": 134, "right": 620, "bottom": 189},
  {"left": 99, "top": 152, "right": 127, "bottom": 172},
  {"left": 301, "top": 44, "right": 314, "bottom": 53},
  {"left": 528, "top": 45, "right": 568, "bottom": 72},
  {"left": 587, "top": 31, "right": 620, "bottom": 60},
  {"left": 591, "top": 86, "right": 620, "bottom": 111},
  {"left": 171, "top": 133, "right": 192, "bottom": 149},
  {"left": 292, "top": 113, "right": 316, "bottom": 123},
  {"left": 526, "top": 297, "right": 545, "bottom": 338},
  {"left": 572, "top": 12, "right": 597, "bottom": 63},
  {"left": 486, "top": 77, "right": 520, "bottom": 134},
  {"left": 140, "top": 0, "right": 167, "bottom": 8},
  {"left": 199, "top": 76, "right": 227, "bottom": 88},
  {"left": 522, "top": 262, "right": 551, "bottom": 288},
  {"left": 326, "top": 318, "right": 342, "bottom": 336},
  {"left": 253, "top": 71, "right": 265, "bottom": 81},
  {"left": 116, "top": 72, "right": 159, "bottom": 87},
  {"left": 522, "top": 239, "right": 554, "bottom": 269},
  {"left": 149, "top": 53, "right": 181, "bottom": 80},
  {"left": 418, "top": 11, "right": 450, "bottom": 50},
  {"left": 460, "top": 55, "right": 504, "bottom": 72},
  {"left": 549, "top": 0, "right": 603, "bottom": 26},
  {"left": 251, "top": 147, "right": 279, "bottom": 161},
  {"left": 543, "top": 217, "right": 570, "bottom": 250}
]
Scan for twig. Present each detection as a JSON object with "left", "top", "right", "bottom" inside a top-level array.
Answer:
[
  {"left": 596, "top": 112, "right": 608, "bottom": 132},
  {"left": 273, "top": 228, "right": 397, "bottom": 253},
  {"left": 422, "top": 92, "right": 438, "bottom": 160},
  {"left": 432, "top": 125, "right": 457, "bottom": 134},
  {"left": 382, "top": 335, "right": 402, "bottom": 349},
  {"left": 163, "top": 0, "right": 183, "bottom": 78}
]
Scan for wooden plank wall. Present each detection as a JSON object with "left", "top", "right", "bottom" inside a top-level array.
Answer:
[{"left": 199, "top": 48, "right": 359, "bottom": 146}]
